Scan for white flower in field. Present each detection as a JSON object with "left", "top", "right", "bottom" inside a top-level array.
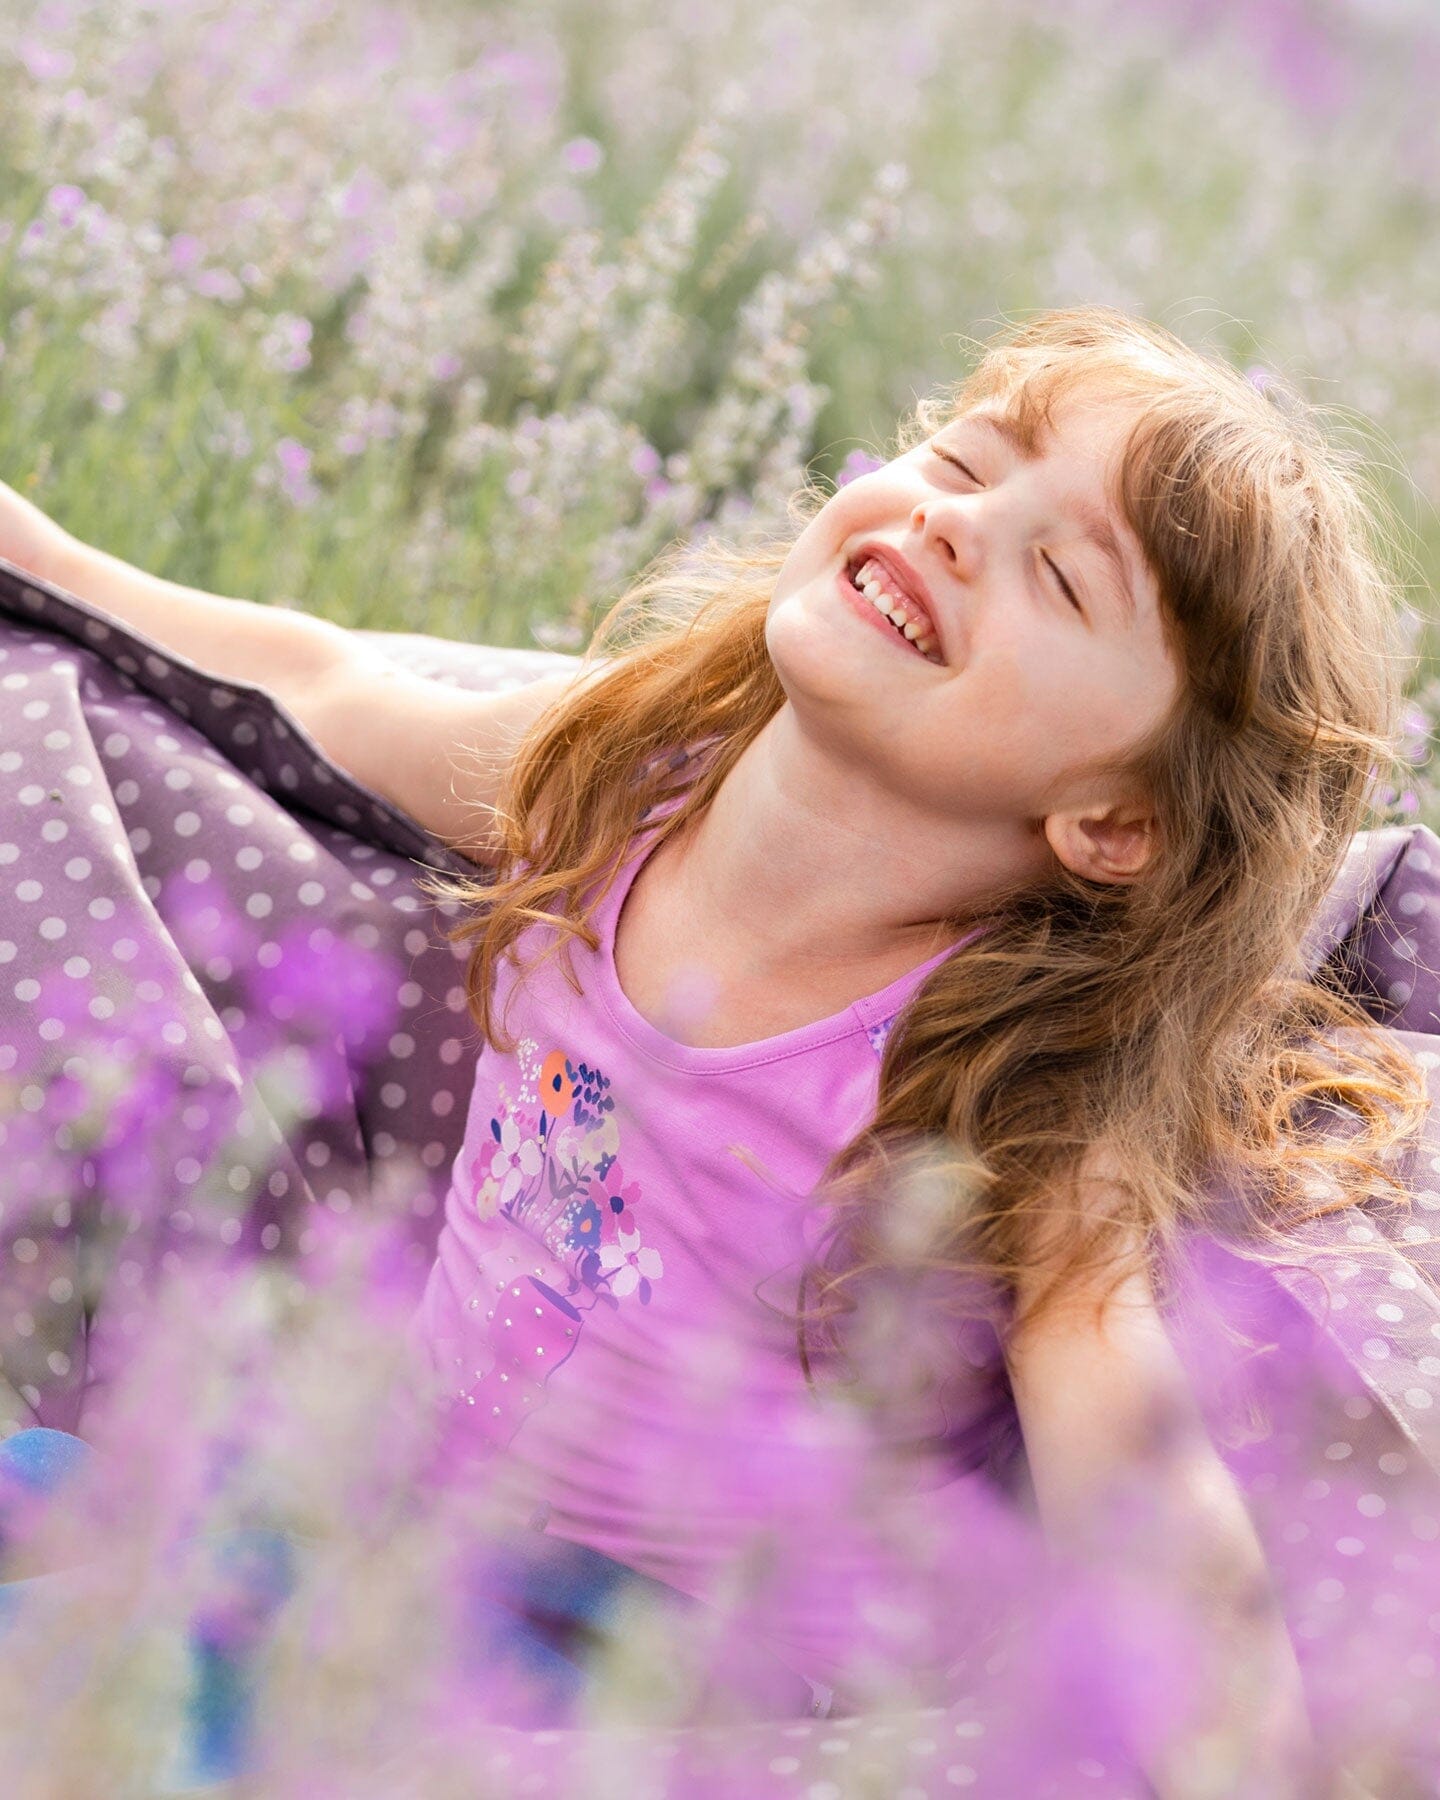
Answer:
[
  {"left": 205, "top": 409, "right": 253, "bottom": 458},
  {"left": 335, "top": 395, "right": 402, "bottom": 456},
  {"left": 259, "top": 313, "right": 313, "bottom": 374},
  {"left": 451, "top": 421, "right": 504, "bottom": 473}
]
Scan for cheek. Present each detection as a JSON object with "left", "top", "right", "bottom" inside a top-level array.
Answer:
[
  {"left": 769, "top": 545, "right": 810, "bottom": 612},
  {"left": 771, "top": 481, "right": 911, "bottom": 617},
  {"left": 776, "top": 503, "right": 849, "bottom": 583},
  {"left": 1006, "top": 648, "right": 1166, "bottom": 764},
  {"left": 779, "top": 474, "right": 909, "bottom": 575},
  {"left": 762, "top": 591, "right": 824, "bottom": 698},
  {"left": 947, "top": 638, "right": 1110, "bottom": 763}
]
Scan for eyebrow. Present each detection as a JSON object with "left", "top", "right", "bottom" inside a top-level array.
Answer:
[{"left": 958, "top": 411, "right": 1139, "bottom": 628}]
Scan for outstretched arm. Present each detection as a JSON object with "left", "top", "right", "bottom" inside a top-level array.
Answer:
[
  {"left": 0, "top": 477, "right": 601, "bottom": 865},
  {"left": 0, "top": 476, "right": 365, "bottom": 709},
  {"left": 1004, "top": 1192, "right": 1313, "bottom": 1798}
]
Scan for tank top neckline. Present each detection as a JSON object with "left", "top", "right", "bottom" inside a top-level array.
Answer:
[{"left": 588, "top": 796, "right": 976, "bottom": 1075}]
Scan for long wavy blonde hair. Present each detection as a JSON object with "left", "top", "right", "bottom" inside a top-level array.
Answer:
[{"left": 418, "top": 305, "right": 1429, "bottom": 1401}]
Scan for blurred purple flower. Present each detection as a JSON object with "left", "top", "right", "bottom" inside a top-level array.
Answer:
[
  {"left": 629, "top": 442, "right": 662, "bottom": 480},
  {"left": 404, "top": 87, "right": 478, "bottom": 159},
  {"left": 1250, "top": 0, "right": 1352, "bottom": 117},
  {"left": 274, "top": 437, "right": 318, "bottom": 508},
  {"left": 18, "top": 40, "right": 74, "bottom": 81},
  {"left": 244, "top": 74, "right": 294, "bottom": 110},
  {"left": 169, "top": 231, "right": 204, "bottom": 272},
  {"left": 1116, "top": 0, "right": 1353, "bottom": 120},
  {"left": 245, "top": 922, "right": 403, "bottom": 1062},
  {"left": 561, "top": 136, "right": 604, "bottom": 176},
  {"left": 478, "top": 47, "right": 560, "bottom": 130},
  {"left": 195, "top": 268, "right": 244, "bottom": 303},
  {"left": 338, "top": 166, "right": 386, "bottom": 222},
  {"left": 836, "top": 447, "right": 884, "bottom": 487},
  {"left": 159, "top": 866, "right": 263, "bottom": 967},
  {"left": 362, "top": 12, "right": 407, "bottom": 74},
  {"left": 45, "top": 183, "right": 86, "bottom": 227},
  {"left": 1400, "top": 700, "right": 1432, "bottom": 766}
]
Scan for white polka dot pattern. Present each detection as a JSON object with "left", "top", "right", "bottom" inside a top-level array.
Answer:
[{"left": 0, "top": 562, "right": 577, "bottom": 1432}]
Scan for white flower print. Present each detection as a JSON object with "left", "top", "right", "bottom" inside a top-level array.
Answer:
[
  {"left": 515, "top": 1037, "right": 541, "bottom": 1105},
  {"left": 598, "top": 1225, "right": 663, "bottom": 1297},
  {"left": 549, "top": 1119, "right": 587, "bottom": 1164},
  {"left": 492, "top": 1114, "right": 544, "bottom": 1208}
]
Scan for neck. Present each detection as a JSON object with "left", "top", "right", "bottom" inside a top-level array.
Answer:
[{"left": 673, "top": 707, "right": 1045, "bottom": 986}]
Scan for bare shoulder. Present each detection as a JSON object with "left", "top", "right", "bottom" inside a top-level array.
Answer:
[{"left": 303, "top": 653, "right": 597, "bottom": 867}]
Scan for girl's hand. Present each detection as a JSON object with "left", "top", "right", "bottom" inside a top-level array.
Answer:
[{"left": 0, "top": 478, "right": 81, "bottom": 589}]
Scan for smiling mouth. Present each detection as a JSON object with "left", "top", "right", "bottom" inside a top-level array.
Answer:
[{"left": 845, "top": 558, "right": 943, "bottom": 663}]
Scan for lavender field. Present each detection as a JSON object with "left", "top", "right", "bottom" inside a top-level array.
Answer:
[
  {"left": 4, "top": 1, "right": 1440, "bottom": 1794},
  {"left": 3, "top": 0, "right": 1438, "bottom": 656}
]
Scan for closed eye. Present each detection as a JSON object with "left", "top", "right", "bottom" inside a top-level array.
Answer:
[
  {"left": 1041, "top": 551, "right": 1083, "bottom": 614},
  {"left": 930, "top": 444, "right": 1083, "bottom": 616},
  {"left": 931, "top": 445, "right": 980, "bottom": 483}
]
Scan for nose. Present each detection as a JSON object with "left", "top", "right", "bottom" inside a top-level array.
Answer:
[{"left": 910, "top": 494, "right": 980, "bottom": 581}]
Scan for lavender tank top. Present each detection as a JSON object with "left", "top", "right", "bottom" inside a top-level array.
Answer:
[{"left": 411, "top": 785, "right": 989, "bottom": 1691}]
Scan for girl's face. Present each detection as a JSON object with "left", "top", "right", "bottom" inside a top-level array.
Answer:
[{"left": 765, "top": 399, "right": 1181, "bottom": 855}]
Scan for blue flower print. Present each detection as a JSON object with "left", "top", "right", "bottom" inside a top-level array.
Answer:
[
  {"left": 567, "top": 1058, "right": 614, "bottom": 1128},
  {"left": 563, "top": 1197, "right": 604, "bottom": 1254}
]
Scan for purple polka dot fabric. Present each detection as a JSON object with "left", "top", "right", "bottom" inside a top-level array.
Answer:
[
  {"left": 4, "top": 554, "right": 1440, "bottom": 1792},
  {"left": 0, "top": 556, "right": 577, "bottom": 1435}
]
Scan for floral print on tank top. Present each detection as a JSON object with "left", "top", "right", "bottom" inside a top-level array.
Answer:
[{"left": 465, "top": 1037, "right": 663, "bottom": 1309}]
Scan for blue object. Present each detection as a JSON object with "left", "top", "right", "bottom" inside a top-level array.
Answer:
[
  {"left": 0, "top": 1430, "right": 299, "bottom": 1790},
  {"left": 0, "top": 1426, "right": 93, "bottom": 1496},
  {"left": 162, "top": 1525, "right": 301, "bottom": 1792},
  {"left": 0, "top": 1431, "right": 798, "bottom": 1783},
  {"left": 0, "top": 1427, "right": 95, "bottom": 1579}
]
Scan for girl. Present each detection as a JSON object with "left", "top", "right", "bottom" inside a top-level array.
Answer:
[{"left": 0, "top": 305, "right": 1427, "bottom": 1797}]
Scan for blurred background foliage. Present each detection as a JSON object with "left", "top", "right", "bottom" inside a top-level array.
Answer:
[{"left": 0, "top": 0, "right": 1437, "bottom": 793}]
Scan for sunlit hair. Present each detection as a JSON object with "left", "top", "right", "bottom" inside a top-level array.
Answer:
[{"left": 417, "top": 305, "right": 1430, "bottom": 1401}]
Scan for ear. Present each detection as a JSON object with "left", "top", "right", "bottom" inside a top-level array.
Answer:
[{"left": 1043, "top": 800, "right": 1159, "bottom": 885}]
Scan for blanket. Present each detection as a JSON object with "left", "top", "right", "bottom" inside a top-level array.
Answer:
[
  {"left": 0, "top": 560, "right": 571, "bottom": 1429},
  {"left": 3, "top": 556, "right": 1440, "bottom": 1794}
]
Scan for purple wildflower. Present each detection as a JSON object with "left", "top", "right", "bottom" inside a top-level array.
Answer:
[{"left": 836, "top": 447, "right": 884, "bottom": 486}]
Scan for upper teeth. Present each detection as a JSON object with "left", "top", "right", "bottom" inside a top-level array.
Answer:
[{"left": 853, "top": 559, "right": 939, "bottom": 658}]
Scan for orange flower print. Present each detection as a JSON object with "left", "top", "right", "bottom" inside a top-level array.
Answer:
[{"left": 538, "top": 1049, "right": 575, "bottom": 1120}]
